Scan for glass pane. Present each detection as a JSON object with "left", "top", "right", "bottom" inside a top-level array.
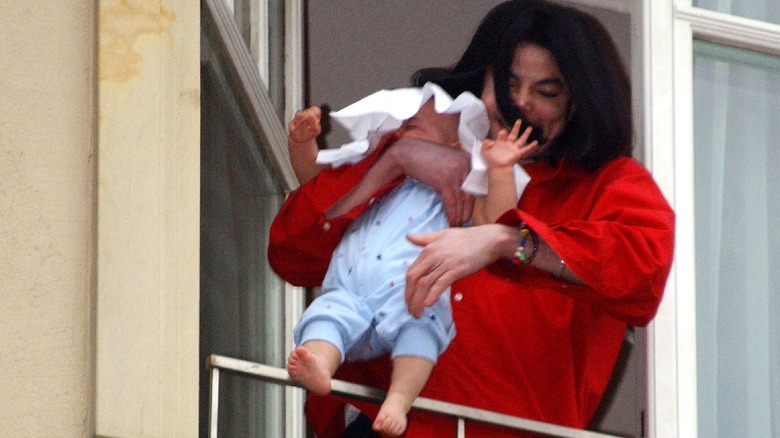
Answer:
[
  {"left": 231, "top": 0, "right": 286, "bottom": 120},
  {"left": 693, "top": 0, "right": 780, "bottom": 25},
  {"left": 200, "top": 55, "right": 288, "bottom": 438},
  {"left": 693, "top": 40, "right": 780, "bottom": 437},
  {"left": 200, "top": 0, "right": 299, "bottom": 436}
]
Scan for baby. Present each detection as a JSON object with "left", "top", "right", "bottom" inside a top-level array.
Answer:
[{"left": 286, "top": 83, "right": 537, "bottom": 436}]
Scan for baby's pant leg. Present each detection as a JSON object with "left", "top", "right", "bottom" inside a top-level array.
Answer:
[
  {"left": 294, "top": 290, "right": 373, "bottom": 364},
  {"left": 372, "top": 282, "right": 455, "bottom": 365},
  {"left": 392, "top": 322, "right": 442, "bottom": 364}
]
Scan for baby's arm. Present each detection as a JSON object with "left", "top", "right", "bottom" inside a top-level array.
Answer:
[
  {"left": 473, "top": 120, "right": 538, "bottom": 225},
  {"left": 288, "top": 106, "right": 326, "bottom": 185}
]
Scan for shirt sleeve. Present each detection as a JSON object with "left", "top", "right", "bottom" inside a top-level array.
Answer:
[
  {"left": 267, "top": 138, "right": 400, "bottom": 287},
  {"left": 497, "top": 160, "right": 675, "bottom": 326}
]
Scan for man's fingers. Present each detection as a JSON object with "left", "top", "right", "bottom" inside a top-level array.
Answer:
[
  {"left": 460, "top": 192, "right": 474, "bottom": 226},
  {"left": 441, "top": 186, "right": 462, "bottom": 226},
  {"left": 409, "top": 269, "right": 454, "bottom": 317},
  {"left": 405, "top": 259, "right": 436, "bottom": 316},
  {"left": 406, "top": 230, "right": 441, "bottom": 247},
  {"left": 445, "top": 189, "right": 474, "bottom": 226}
]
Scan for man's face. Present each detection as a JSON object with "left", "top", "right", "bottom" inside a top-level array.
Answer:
[{"left": 482, "top": 43, "right": 571, "bottom": 143}]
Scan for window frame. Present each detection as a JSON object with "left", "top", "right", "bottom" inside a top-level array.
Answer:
[{"left": 201, "top": 0, "right": 305, "bottom": 435}]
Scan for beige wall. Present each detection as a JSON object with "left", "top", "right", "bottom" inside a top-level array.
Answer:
[
  {"left": 0, "top": 1, "right": 96, "bottom": 436},
  {"left": 95, "top": 0, "right": 200, "bottom": 435},
  {"left": 0, "top": 0, "right": 200, "bottom": 436}
]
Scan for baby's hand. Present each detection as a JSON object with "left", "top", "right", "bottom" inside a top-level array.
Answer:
[
  {"left": 481, "top": 120, "right": 538, "bottom": 168},
  {"left": 288, "top": 106, "right": 322, "bottom": 144}
]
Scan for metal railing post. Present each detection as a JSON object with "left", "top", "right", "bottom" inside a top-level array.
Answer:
[{"left": 209, "top": 367, "right": 221, "bottom": 438}]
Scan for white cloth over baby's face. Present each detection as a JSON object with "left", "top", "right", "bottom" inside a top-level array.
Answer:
[{"left": 316, "top": 82, "right": 530, "bottom": 198}]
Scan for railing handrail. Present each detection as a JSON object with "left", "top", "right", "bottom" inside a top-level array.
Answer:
[{"left": 207, "top": 354, "right": 627, "bottom": 438}]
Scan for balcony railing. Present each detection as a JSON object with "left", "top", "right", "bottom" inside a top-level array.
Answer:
[{"left": 207, "top": 354, "right": 627, "bottom": 438}]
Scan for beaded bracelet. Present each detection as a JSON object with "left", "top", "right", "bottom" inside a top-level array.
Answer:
[{"left": 511, "top": 226, "right": 539, "bottom": 266}]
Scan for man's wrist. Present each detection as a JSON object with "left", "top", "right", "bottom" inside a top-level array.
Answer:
[{"left": 492, "top": 224, "right": 524, "bottom": 260}]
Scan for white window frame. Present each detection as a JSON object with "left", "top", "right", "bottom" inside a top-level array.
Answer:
[
  {"left": 282, "top": 2, "right": 307, "bottom": 435},
  {"left": 204, "top": 0, "right": 305, "bottom": 435}
]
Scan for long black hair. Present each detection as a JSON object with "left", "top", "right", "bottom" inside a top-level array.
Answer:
[
  {"left": 412, "top": 0, "right": 533, "bottom": 98},
  {"left": 413, "top": 0, "right": 632, "bottom": 172}
]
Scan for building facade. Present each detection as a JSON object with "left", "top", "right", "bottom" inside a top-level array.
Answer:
[{"left": 1, "top": 0, "right": 777, "bottom": 436}]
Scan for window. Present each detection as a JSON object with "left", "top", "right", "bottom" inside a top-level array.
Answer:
[
  {"left": 693, "top": 41, "right": 780, "bottom": 438},
  {"left": 644, "top": 1, "right": 780, "bottom": 436},
  {"left": 200, "top": 0, "right": 303, "bottom": 436}
]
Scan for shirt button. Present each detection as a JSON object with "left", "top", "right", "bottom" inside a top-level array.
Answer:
[
  {"left": 322, "top": 222, "right": 331, "bottom": 232},
  {"left": 368, "top": 197, "right": 376, "bottom": 205},
  {"left": 453, "top": 293, "right": 463, "bottom": 302}
]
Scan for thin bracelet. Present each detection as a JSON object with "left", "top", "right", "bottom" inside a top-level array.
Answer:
[
  {"left": 525, "top": 230, "right": 539, "bottom": 265},
  {"left": 555, "top": 259, "right": 566, "bottom": 279}
]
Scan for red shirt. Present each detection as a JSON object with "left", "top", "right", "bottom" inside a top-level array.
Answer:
[{"left": 269, "top": 139, "right": 675, "bottom": 437}]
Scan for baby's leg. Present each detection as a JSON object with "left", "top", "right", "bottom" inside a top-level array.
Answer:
[
  {"left": 287, "top": 340, "right": 341, "bottom": 395},
  {"left": 373, "top": 355, "right": 434, "bottom": 437}
]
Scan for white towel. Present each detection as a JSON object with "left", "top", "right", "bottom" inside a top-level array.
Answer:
[{"left": 317, "top": 82, "right": 529, "bottom": 197}]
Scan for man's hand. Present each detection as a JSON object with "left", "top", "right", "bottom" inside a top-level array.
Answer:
[{"left": 384, "top": 137, "right": 474, "bottom": 225}]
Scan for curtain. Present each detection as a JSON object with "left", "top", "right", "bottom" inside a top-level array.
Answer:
[{"left": 693, "top": 41, "right": 780, "bottom": 438}]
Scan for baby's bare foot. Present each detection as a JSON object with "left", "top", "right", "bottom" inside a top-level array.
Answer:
[
  {"left": 373, "top": 399, "right": 408, "bottom": 437},
  {"left": 287, "top": 346, "right": 332, "bottom": 395}
]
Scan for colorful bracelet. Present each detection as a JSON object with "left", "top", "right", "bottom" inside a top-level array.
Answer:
[{"left": 511, "top": 226, "right": 538, "bottom": 266}]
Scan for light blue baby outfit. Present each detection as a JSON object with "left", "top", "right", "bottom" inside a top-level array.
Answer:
[{"left": 294, "top": 178, "right": 455, "bottom": 363}]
